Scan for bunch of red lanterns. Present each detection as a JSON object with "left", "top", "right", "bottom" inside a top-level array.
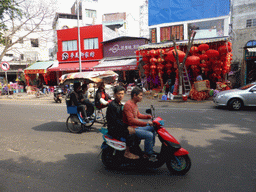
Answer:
[
  {"left": 136, "top": 47, "right": 186, "bottom": 79},
  {"left": 136, "top": 41, "right": 232, "bottom": 87}
]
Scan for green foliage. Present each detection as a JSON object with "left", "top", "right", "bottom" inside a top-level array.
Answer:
[{"left": 0, "top": 0, "right": 22, "bottom": 45}]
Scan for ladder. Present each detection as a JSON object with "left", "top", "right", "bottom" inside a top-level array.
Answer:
[{"left": 182, "top": 65, "right": 191, "bottom": 94}]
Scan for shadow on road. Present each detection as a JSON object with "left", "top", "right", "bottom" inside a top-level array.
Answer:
[{"left": 32, "top": 121, "right": 101, "bottom": 133}]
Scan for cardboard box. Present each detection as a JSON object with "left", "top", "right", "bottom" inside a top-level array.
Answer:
[{"left": 194, "top": 80, "right": 209, "bottom": 92}]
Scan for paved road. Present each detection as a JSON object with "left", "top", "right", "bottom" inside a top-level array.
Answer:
[{"left": 0, "top": 99, "right": 255, "bottom": 191}]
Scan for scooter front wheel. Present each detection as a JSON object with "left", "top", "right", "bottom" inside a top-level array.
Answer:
[
  {"left": 166, "top": 155, "right": 191, "bottom": 175},
  {"left": 66, "top": 115, "right": 82, "bottom": 133}
]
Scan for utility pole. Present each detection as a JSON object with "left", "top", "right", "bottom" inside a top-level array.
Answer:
[{"left": 77, "top": 0, "right": 82, "bottom": 72}]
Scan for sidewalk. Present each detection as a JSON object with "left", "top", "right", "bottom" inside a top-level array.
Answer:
[{"left": 0, "top": 91, "right": 213, "bottom": 104}]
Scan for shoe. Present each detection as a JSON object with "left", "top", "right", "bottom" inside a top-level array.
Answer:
[
  {"left": 143, "top": 153, "right": 158, "bottom": 162},
  {"left": 124, "top": 152, "right": 140, "bottom": 160},
  {"left": 83, "top": 117, "right": 90, "bottom": 123}
]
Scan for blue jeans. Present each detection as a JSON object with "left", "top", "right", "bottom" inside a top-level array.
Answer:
[{"left": 135, "top": 125, "right": 156, "bottom": 155}]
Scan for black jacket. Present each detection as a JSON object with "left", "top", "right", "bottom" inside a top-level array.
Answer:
[
  {"left": 106, "top": 99, "right": 129, "bottom": 139},
  {"left": 95, "top": 89, "right": 110, "bottom": 108}
]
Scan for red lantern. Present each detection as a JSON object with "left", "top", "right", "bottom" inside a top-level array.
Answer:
[
  {"left": 157, "top": 64, "right": 164, "bottom": 71},
  {"left": 136, "top": 56, "right": 140, "bottom": 61},
  {"left": 166, "top": 49, "right": 186, "bottom": 63},
  {"left": 186, "top": 55, "right": 200, "bottom": 66},
  {"left": 218, "top": 45, "right": 232, "bottom": 55},
  {"left": 135, "top": 50, "right": 140, "bottom": 56},
  {"left": 157, "top": 57, "right": 164, "bottom": 64},
  {"left": 206, "top": 49, "right": 219, "bottom": 58},
  {"left": 199, "top": 54, "right": 208, "bottom": 61},
  {"left": 165, "top": 63, "right": 172, "bottom": 69},
  {"left": 150, "top": 64, "right": 157, "bottom": 70},
  {"left": 150, "top": 57, "right": 157, "bottom": 64},
  {"left": 142, "top": 56, "right": 149, "bottom": 62},
  {"left": 156, "top": 49, "right": 165, "bottom": 56},
  {"left": 144, "top": 70, "right": 150, "bottom": 76},
  {"left": 190, "top": 46, "right": 198, "bottom": 55},
  {"left": 198, "top": 44, "right": 209, "bottom": 53},
  {"left": 149, "top": 50, "right": 157, "bottom": 57},
  {"left": 167, "top": 69, "right": 172, "bottom": 75},
  {"left": 151, "top": 69, "right": 156, "bottom": 76},
  {"left": 143, "top": 64, "right": 150, "bottom": 71}
]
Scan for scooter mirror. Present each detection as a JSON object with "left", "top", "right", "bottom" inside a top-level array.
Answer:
[{"left": 145, "top": 109, "right": 151, "bottom": 114}]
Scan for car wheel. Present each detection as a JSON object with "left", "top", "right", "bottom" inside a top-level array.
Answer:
[{"left": 228, "top": 99, "right": 243, "bottom": 110}]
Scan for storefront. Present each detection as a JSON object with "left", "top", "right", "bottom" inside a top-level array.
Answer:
[
  {"left": 137, "top": 36, "right": 233, "bottom": 100},
  {"left": 94, "top": 36, "right": 149, "bottom": 84},
  {"left": 244, "top": 40, "right": 256, "bottom": 84},
  {"left": 48, "top": 24, "right": 103, "bottom": 83},
  {"left": 24, "top": 61, "right": 58, "bottom": 86}
]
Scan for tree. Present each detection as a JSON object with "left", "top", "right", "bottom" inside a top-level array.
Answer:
[
  {"left": 171, "top": 31, "right": 196, "bottom": 95},
  {"left": 0, "top": 0, "right": 56, "bottom": 61}
]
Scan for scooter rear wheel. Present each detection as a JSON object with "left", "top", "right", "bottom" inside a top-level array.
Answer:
[
  {"left": 166, "top": 155, "right": 191, "bottom": 175},
  {"left": 102, "top": 147, "right": 122, "bottom": 169},
  {"left": 66, "top": 115, "right": 82, "bottom": 133}
]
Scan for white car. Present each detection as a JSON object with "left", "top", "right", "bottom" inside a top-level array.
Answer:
[{"left": 213, "top": 82, "right": 256, "bottom": 110}]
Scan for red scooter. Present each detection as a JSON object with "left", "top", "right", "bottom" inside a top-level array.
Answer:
[{"left": 100, "top": 105, "right": 191, "bottom": 175}]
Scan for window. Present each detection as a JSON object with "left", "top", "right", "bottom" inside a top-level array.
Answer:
[
  {"left": 150, "top": 28, "right": 157, "bottom": 43},
  {"left": 85, "top": 9, "right": 96, "bottom": 18},
  {"left": 62, "top": 40, "right": 77, "bottom": 51},
  {"left": 20, "top": 54, "right": 24, "bottom": 60},
  {"left": 246, "top": 19, "right": 256, "bottom": 28},
  {"left": 84, "top": 38, "right": 98, "bottom": 50},
  {"left": 160, "top": 25, "right": 184, "bottom": 42},
  {"left": 188, "top": 19, "right": 224, "bottom": 39},
  {"left": 31, "top": 39, "right": 39, "bottom": 47},
  {"left": 5, "top": 54, "right": 13, "bottom": 57}
]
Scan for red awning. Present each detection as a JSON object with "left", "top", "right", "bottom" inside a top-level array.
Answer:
[{"left": 48, "top": 61, "right": 99, "bottom": 72}]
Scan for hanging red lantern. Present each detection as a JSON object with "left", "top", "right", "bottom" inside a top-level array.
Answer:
[
  {"left": 149, "top": 49, "right": 157, "bottom": 57},
  {"left": 205, "top": 49, "right": 219, "bottom": 58},
  {"left": 156, "top": 49, "right": 165, "bottom": 56},
  {"left": 150, "top": 57, "right": 157, "bottom": 64},
  {"left": 143, "top": 64, "right": 150, "bottom": 71},
  {"left": 157, "top": 63, "right": 164, "bottom": 71},
  {"left": 166, "top": 49, "right": 186, "bottom": 63},
  {"left": 165, "top": 62, "right": 172, "bottom": 69},
  {"left": 157, "top": 57, "right": 164, "bottom": 64},
  {"left": 199, "top": 54, "right": 208, "bottom": 61},
  {"left": 150, "top": 64, "right": 157, "bottom": 70},
  {"left": 186, "top": 55, "right": 200, "bottom": 66},
  {"left": 142, "top": 56, "right": 149, "bottom": 63},
  {"left": 167, "top": 69, "right": 172, "bottom": 75},
  {"left": 136, "top": 56, "right": 140, "bottom": 61},
  {"left": 135, "top": 50, "right": 140, "bottom": 56},
  {"left": 198, "top": 44, "right": 209, "bottom": 53},
  {"left": 144, "top": 70, "right": 150, "bottom": 76},
  {"left": 151, "top": 69, "right": 156, "bottom": 76},
  {"left": 190, "top": 46, "right": 198, "bottom": 55},
  {"left": 218, "top": 45, "right": 232, "bottom": 55}
]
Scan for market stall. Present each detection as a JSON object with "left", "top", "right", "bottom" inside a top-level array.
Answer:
[{"left": 136, "top": 37, "right": 233, "bottom": 101}]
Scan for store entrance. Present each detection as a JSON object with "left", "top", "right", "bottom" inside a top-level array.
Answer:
[{"left": 246, "top": 59, "right": 256, "bottom": 83}]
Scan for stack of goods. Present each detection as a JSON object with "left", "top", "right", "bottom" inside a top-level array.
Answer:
[{"left": 189, "top": 80, "right": 210, "bottom": 101}]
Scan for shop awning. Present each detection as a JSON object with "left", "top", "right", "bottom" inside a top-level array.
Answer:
[
  {"left": 138, "top": 36, "right": 230, "bottom": 50},
  {"left": 93, "top": 58, "right": 138, "bottom": 71},
  {"left": 24, "top": 61, "right": 56, "bottom": 74},
  {"left": 48, "top": 61, "right": 99, "bottom": 72}
]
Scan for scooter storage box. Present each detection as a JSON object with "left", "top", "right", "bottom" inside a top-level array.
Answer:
[{"left": 67, "top": 106, "right": 77, "bottom": 114}]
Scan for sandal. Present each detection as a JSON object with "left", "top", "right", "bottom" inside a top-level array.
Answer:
[{"left": 124, "top": 152, "right": 140, "bottom": 159}]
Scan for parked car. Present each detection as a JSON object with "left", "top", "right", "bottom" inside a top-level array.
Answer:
[{"left": 213, "top": 82, "right": 256, "bottom": 110}]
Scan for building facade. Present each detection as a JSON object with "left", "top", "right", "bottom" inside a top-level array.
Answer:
[
  {"left": 147, "top": 0, "right": 230, "bottom": 43},
  {"left": 231, "top": 0, "right": 256, "bottom": 85}
]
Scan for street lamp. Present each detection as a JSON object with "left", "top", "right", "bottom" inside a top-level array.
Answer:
[{"left": 77, "top": 0, "right": 82, "bottom": 72}]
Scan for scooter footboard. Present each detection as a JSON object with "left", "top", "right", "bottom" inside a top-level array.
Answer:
[{"left": 173, "top": 148, "right": 189, "bottom": 156}]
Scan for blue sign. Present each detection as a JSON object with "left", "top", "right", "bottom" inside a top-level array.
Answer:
[{"left": 148, "top": 0, "right": 230, "bottom": 26}]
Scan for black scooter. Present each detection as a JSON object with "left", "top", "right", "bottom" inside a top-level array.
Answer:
[
  {"left": 54, "top": 87, "right": 63, "bottom": 103},
  {"left": 100, "top": 105, "right": 191, "bottom": 175}
]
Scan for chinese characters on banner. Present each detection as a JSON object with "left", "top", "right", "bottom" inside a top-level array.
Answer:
[{"left": 62, "top": 51, "right": 95, "bottom": 61}]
